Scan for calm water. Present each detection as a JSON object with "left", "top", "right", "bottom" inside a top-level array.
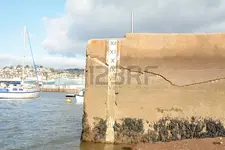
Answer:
[{"left": 0, "top": 92, "right": 126, "bottom": 150}]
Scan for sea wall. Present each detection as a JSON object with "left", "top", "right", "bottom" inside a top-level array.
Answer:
[
  {"left": 81, "top": 33, "right": 225, "bottom": 144},
  {"left": 40, "top": 85, "right": 81, "bottom": 93}
]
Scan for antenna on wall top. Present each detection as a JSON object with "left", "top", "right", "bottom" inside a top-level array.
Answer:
[{"left": 131, "top": 12, "right": 134, "bottom": 33}]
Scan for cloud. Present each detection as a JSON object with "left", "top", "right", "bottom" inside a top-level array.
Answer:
[
  {"left": 0, "top": 54, "right": 85, "bottom": 69},
  {"left": 42, "top": 0, "right": 225, "bottom": 56}
]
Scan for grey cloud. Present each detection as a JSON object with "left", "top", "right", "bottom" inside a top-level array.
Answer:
[
  {"left": 43, "top": 0, "right": 225, "bottom": 56},
  {"left": 0, "top": 54, "right": 85, "bottom": 69}
]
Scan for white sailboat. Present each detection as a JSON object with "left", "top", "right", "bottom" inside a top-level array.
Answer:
[{"left": 0, "top": 25, "right": 40, "bottom": 99}]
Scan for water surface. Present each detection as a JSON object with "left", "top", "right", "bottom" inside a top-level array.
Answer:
[{"left": 0, "top": 92, "right": 125, "bottom": 150}]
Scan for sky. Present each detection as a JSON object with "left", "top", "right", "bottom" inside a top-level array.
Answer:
[{"left": 0, "top": 0, "right": 225, "bottom": 69}]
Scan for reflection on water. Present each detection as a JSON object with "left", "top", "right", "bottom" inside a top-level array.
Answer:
[{"left": 0, "top": 92, "right": 125, "bottom": 150}]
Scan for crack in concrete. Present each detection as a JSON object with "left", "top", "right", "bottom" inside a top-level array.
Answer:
[
  {"left": 120, "top": 66, "right": 225, "bottom": 87},
  {"left": 87, "top": 55, "right": 107, "bottom": 67},
  {"left": 87, "top": 55, "right": 225, "bottom": 87}
]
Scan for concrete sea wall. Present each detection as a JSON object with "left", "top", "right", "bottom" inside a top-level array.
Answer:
[
  {"left": 40, "top": 85, "right": 81, "bottom": 93},
  {"left": 81, "top": 33, "right": 225, "bottom": 144}
]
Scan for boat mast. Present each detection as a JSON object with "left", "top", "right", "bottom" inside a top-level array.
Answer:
[
  {"left": 26, "top": 25, "right": 39, "bottom": 87},
  {"left": 22, "top": 25, "right": 27, "bottom": 84}
]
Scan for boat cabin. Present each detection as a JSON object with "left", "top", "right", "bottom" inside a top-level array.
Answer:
[
  {"left": 11, "top": 87, "right": 24, "bottom": 91},
  {"left": 78, "top": 89, "right": 85, "bottom": 97}
]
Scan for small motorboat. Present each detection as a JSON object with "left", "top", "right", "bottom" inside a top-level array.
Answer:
[
  {"left": 76, "top": 89, "right": 84, "bottom": 105},
  {"left": 65, "top": 93, "right": 76, "bottom": 97}
]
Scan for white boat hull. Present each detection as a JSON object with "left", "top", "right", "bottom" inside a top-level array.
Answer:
[
  {"left": 0, "top": 91, "right": 40, "bottom": 99},
  {"left": 0, "top": 88, "right": 40, "bottom": 99},
  {"left": 76, "top": 95, "right": 84, "bottom": 105}
]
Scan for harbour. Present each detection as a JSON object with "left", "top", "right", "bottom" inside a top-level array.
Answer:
[{"left": 2, "top": 0, "right": 225, "bottom": 149}]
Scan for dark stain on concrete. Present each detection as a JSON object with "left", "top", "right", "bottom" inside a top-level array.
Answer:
[
  {"left": 121, "top": 146, "right": 133, "bottom": 150},
  {"left": 81, "top": 115, "right": 107, "bottom": 142},
  {"left": 93, "top": 118, "right": 107, "bottom": 142},
  {"left": 151, "top": 117, "right": 225, "bottom": 142},
  {"left": 156, "top": 107, "right": 183, "bottom": 113},
  {"left": 81, "top": 116, "right": 225, "bottom": 144},
  {"left": 114, "top": 118, "right": 144, "bottom": 143},
  {"left": 80, "top": 111, "right": 91, "bottom": 142},
  {"left": 113, "top": 117, "right": 225, "bottom": 144}
]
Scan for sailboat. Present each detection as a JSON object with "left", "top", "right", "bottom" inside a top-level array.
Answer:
[{"left": 0, "top": 25, "right": 40, "bottom": 99}]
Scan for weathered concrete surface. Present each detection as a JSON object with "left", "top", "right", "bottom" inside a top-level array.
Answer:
[{"left": 81, "top": 33, "right": 225, "bottom": 144}]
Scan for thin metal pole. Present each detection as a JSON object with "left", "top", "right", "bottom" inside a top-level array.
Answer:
[
  {"left": 22, "top": 25, "right": 26, "bottom": 83},
  {"left": 26, "top": 26, "right": 39, "bottom": 84},
  {"left": 131, "top": 12, "right": 134, "bottom": 33}
]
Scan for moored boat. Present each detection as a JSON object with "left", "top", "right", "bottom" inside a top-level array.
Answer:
[
  {"left": 0, "top": 87, "right": 39, "bottom": 99},
  {"left": 76, "top": 89, "right": 84, "bottom": 105},
  {"left": 0, "top": 25, "right": 40, "bottom": 99}
]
